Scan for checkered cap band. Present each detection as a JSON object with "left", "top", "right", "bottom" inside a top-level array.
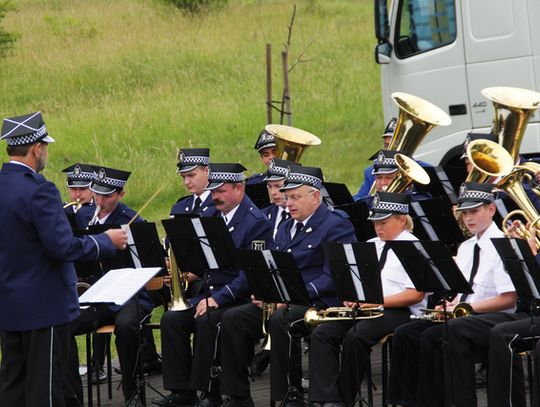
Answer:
[
  {"left": 286, "top": 172, "right": 322, "bottom": 189},
  {"left": 208, "top": 171, "right": 245, "bottom": 183},
  {"left": 373, "top": 157, "right": 396, "bottom": 168},
  {"left": 458, "top": 190, "right": 494, "bottom": 204},
  {"left": 5, "top": 125, "right": 48, "bottom": 146},
  {"left": 180, "top": 155, "right": 210, "bottom": 166},
  {"left": 372, "top": 201, "right": 409, "bottom": 214},
  {"left": 267, "top": 162, "right": 288, "bottom": 178},
  {"left": 68, "top": 170, "right": 95, "bottom": 181},
  {"left": 94, "top": 176, "right": 126, "bottom": 189}
]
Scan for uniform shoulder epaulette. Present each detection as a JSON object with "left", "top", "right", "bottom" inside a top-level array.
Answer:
[
  {"left": 330, "top": 208, "right": 350, "bottom": 219},
  {"left": 25, "top": 171, "right": 46, "bottom": 184},
  {"left": 247, "top": 205, "right": 266, "bottom": 219},
  {"left": 175, "top": 195, "right": 191, "bottom": 204}
]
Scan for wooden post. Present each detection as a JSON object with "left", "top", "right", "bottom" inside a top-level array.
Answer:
[
  {"left": 266, "top": 43, "right": 272, "bottom": 124},
  {"left": 281, "top": 50, "right": 292, "bottom": 126}
]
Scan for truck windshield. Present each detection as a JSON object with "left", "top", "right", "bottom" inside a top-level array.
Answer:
[{"left": 395, "top": 0, "right": 456, "bottom": 58}]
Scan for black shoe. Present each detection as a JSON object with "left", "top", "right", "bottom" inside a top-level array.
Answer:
[
  {"left": 143, "top": 359, "right": 162, "bottom": 375},
  {"left": 250, "top": 350, "right": 270, "bottom": 377},
  {"left": 195, "top": 396, "right": 223, "bottom": 407},
  {"left": 152, "top": 392, "right": 197, "bottom": 407},
  {"left": 91, "top": 368, "right": 107, "bottom": 384},
  {"left": 125, "top": 397, "right": 145, "bottom": 407},
  {"left": 321, "top": 403, "right": 345, "bottom": 407},
  {"left": 223, "top": 397, "right": 255, "bottom": 407}
]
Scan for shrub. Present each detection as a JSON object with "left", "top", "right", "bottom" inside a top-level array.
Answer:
[{"left": 0, "top": 1, "right": 17, "bottom": 57}]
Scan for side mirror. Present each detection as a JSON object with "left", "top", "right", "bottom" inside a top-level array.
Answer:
[{"left": 375, "top": 42, "right": 392, "bottom": 64}]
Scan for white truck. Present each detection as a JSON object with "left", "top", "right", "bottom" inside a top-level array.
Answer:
[{"left": 374, "top": 0, "right": 540, "bottom": 166}]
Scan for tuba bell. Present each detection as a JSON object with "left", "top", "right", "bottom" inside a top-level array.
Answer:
[
  {"left": 464, "top": 139, "right": 514, "bottom": 184},
  {"left": 482, "top": 87, "right": 540, "bottom": 162},
  {"left": 265, "top": 124, "right": 321, "bottom": 163},
  {"left": 384, "top": 153, "right": 430, "bottom": 193}
]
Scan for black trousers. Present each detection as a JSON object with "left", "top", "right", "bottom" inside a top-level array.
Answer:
[
  {"left": 220, "top": 303, "right": 264, "bottom": 399},
  {"left": 386, "top": 320, "right": 433, "bottom": 407},
  {"left": 268, "top": 305, "right": 311, "bottom": 402},
  {"left": 65, "top": 302, "right": 152, "bottom": 402},
  {"left": 0, "top": 323, "right": 71, "bottom": 407},
  {"left": 308, "top": 308, "right": 411, "bottom": 405},
  {"left": 535, "top": 339, "right": 540, "bottom": 406},
  {"left": 487, "top": 316, "right": 540, "bottom": 407},
  {"left": 160, "top": 304, "right": 232, "bottom": 397},
  {"left": 448, "top": 312, "right": 524, "bottom": 407}
]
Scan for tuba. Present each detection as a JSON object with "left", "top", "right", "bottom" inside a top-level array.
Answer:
[
  {"left": 384, "top": 153, "right": 430, "bottom": 193},
  {"left": 369, "top": 92, "right": 451, "bottom": 194},
  {"left": 265, "top": 124, "right": 321, "bottom": 163},
  {"left": 304, "top": 306, "right": 384, "bottom": 327},
  {"left": 410, "top": 302, "right": 473, "bottom": 323},
  {"left": 464, "top": 139, "right": 514, "bottom": 184},
  {"left": 482, "top": 87, "right": 540, "bottom": 162},
  {"left": 168, "top": 247, "right": 192, "bottom": 311}
]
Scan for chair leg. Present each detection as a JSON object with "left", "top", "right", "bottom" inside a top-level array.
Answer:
[
  {"left": 527, "top": 352, "right": 534, "bottom": 406},
  {"left": 106, "top": 333, "right": 113, "bottom": 399},
  {"left": 367, "top": 357, "right": 374, "bottom": 406},
  {"left": 86, "top": 333, "right": 93, "bottom": 407},
  {"left": 382, "top": 341, "right": 388, "bottom": 407}
]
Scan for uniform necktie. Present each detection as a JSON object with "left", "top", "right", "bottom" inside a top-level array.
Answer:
[
  {"left": 460, "top": 243, "right": 480, "bottom": 302},
  {"left": 293, "top": 222, "right": 304, "bottom": 240},
  {"left": 193, "top": 197, "right": 202, "bottom": 212},
  {"left": 378, "top": 244, "right": 390, "bottom": 270},
  {"left": 278, "top": 210, "right": 289, "bottom": 227}
]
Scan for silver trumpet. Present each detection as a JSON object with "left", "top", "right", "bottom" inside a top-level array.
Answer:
[{"left": 88, "top": 205, "right": 102, "bottom": 226}]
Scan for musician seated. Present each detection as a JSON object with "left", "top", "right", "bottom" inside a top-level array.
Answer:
[
  {"left": 64, "top": 166, "right": 157, "bottom": 407},
  {"left": 246, "top": 128, "right": 276, "bottom": 185},
  {"left": 308, "top": 192, "right": 426, "bottom": 407},
  {"left": 62, "top": 163, "right": 97, "bottom": 214},
  {"left": 152, "top": 163, "right": 272, "bottom": 407},
  {"left": 260, "top": 159, "right": 293, "bottom": 238},
  {"left": 219, "top": 165, "right": 357, "bottom": 407},
  {"left": 387, "top": 182, "right": 518, "bottom": 407}
]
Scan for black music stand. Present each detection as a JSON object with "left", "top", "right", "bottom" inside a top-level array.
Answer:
[
  {"left": 335, "top": 200, "right": 376, "bottom": 241},
  {"left": 322, "top": 182, "right": 354, "bottom": 208},
  {"left": 387, "top": 240, "right": 473, "bottom": 407},
  {"left": 235, "top": 249, "right": 311, "bottom": 407},
  {"left": 245, "top": 182, "right": 271, "bottom": 209},
  {"left": 322, "top": 242, "right": 383, "bottom": 305},
  {"left": 413, "top": 166, "right": 459, "bottom": 204}
]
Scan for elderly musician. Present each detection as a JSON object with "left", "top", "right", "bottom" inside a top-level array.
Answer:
[
  {"left": 65, "top": 166, "right": 155, "bottom": 407},
  {"left": 0, "top": 112, "right": 127, "bottom": 407},
  {"left": 387, "top": 182, "right": 518, "bottom": 407},
  {"left": 219, "top": 165, "right": 357, "bottom": 407},
  {"left": 152, "top": 163, "right": 272, "bottom": 407},
  {"left": 308, "top": 192, "right": 426, "bottom": 407}
]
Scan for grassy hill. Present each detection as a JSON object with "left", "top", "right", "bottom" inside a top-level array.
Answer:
[{"left": 1, "top": 0, "right": 383, "bottom": 221}]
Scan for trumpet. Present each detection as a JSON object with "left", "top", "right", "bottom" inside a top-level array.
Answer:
[
  {"left": 260, "top": 302, "right": 276, "bottom": 350},
  {"left": 304, "top": 306, "right": 384, "bottom": 327},
  {"left": 63, "top": 199, "right": 82, "bottom": 213},
  {"left": 410, "top": 302, "right": 473, "bottom": 323},
  {"left": 88, "top": 205, "right": 102, "bottom": 226},
  {"left": 168, "top": 247, "right": 192, "bottom": 311}
]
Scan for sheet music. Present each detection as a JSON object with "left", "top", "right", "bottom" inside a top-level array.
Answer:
[
  {"left": 191, "top": 218, "right": 219, "bottom": 269},
  {"left": 78, "top": 267, "right": 161, "bottom": 305},
  {"left": 412, "top": 241, "right": 451, "bottom": 291},
  {"left": 509, "top": 239, "right": 540, "bottom": 299},
  {"left": 343, "top": 244, "right": 366, "bottom": 301},
  {"left": 261, "top": 250, "right": 291, "bottom": 302},
  {"left": 122, "top": 224, "right": 142, "bottom": 269}
]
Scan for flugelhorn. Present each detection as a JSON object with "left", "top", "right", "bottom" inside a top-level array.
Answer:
[
  {"left": 63, "top": 199, "right": 82, "bottom": 213},
  {"left": 482, "top": 87, "right": 540, "bottom": 162},
  {"left": 304, "top": 306, "right": 384, "bottom": 327},
  {"left": 168, "top": 247, "right": 192, "bottom": 311},
  {"left": 410, "top": 302, "right": 473, "bottom": 323},
  {"left": 265, "top": 124, "right": 321, "bottom": 163}
]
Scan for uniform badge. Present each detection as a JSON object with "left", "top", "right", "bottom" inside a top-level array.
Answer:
[
  {"left": 229, "top": 226, "right": 235, "bottom": 232},
  {"left": 305, "top": 227, "right": 313, "bottom": 233},
  {"left": 98, "top": 168, "right": 106, "bottom": 180},
  {"left": 251, "top": 240, "right": 266, "bottom": 250},
  {"left": 178, "top": 150, "right": 186, "bottom": 163},
  {"left": 372, "top": 193, "right": 380, "bottom": 208},
  {"left": 73, "top": 165, "right": 82, "bottom": 177},
  {"left": 459, "top": 183, "right": 467, "bottom": 197},
  {"left": 377, "top": 151, "right": 385, "bottom": 164}
]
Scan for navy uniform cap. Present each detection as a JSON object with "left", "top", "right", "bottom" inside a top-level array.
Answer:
[
  {"left": 280, "top": 164, "right": 323, "bottom": 191},
  {"left": 177, "top": 148, "right": 210, "bottom": 173},
  {"left": 382, "top": 117, "right": 398, "bottom": 138},
  {"left": 62, "top": 163, "right": 97, "bottom": 188},
  {"left": 370, "top": 150, "right": 399, "bottom": 175},
  {"left": 254, "top": 129, "right": 276, "bottom": 152},
  {"left": 368, "top": 192, "right": 411, "bottom": 221},
  {"left": 1, "top": 112, "right": 55, "bottom": 146},
  {"left": 264, "top": 159, "right": 297, "bottom": 182},
  {"left": 461, "top": 132, "right": 499, "bottom": 159},
  {"left": 90, "top": 166, "right": 131, "bottom": 195},
  {"left": 456, "top": 182, "right": 495, "bottom": 211},
  {"left": 206, "top": 163, "right": 247, "bottom": 191}
]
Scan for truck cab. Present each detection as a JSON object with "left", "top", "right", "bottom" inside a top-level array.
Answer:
[{"left": 374, "top": 0, "right": 540, "bottom": 165}]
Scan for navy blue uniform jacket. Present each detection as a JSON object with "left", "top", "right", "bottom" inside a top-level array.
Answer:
[
  {"left": 272, "top": 205, "right": 357, "bottom": 307},
  {"left": 169, "top": 193, "right": 218, "bottom": 217},
  {"left": 0, "top": 163, "right": 116, "bottom": 331},
  {"left": 197, "top": 195, "right": 272, "bottom": 307}
]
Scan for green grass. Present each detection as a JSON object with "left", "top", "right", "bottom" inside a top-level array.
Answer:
[
  {"left": 1, "top": 0, "right": 383, "bottom": 222},
  {"left": 1, "top": 0, "right": 383, "bottom": 360}
]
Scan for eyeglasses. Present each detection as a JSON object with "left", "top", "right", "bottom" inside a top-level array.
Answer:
[{"left": 282, "top": 189, "right": 316, "bottom": 202}]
